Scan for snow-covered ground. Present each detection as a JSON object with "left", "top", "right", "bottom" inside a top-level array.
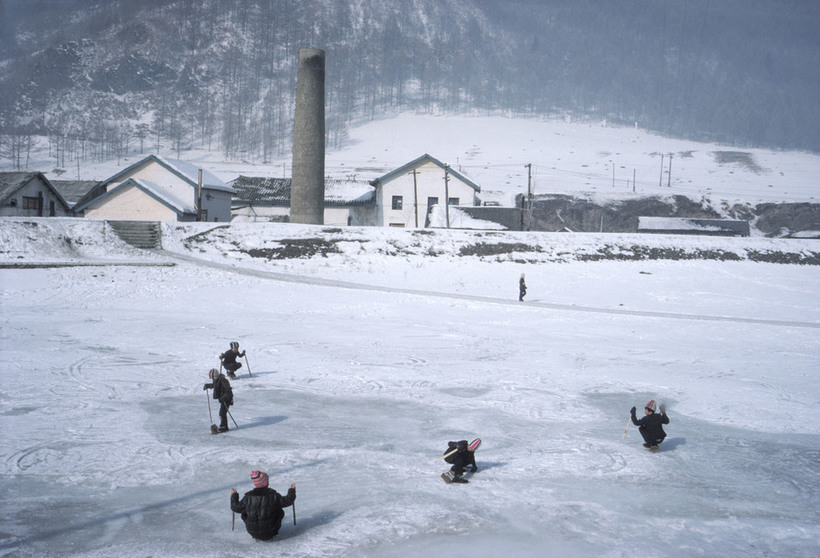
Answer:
[{"left": 1, "top": 219, "right": 818, "bottom": 557}]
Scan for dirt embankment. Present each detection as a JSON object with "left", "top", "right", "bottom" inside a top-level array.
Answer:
[{"left": 527, "top": 195, "right": 820, "bottom": 237}]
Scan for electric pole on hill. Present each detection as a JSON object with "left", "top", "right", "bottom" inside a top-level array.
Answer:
[{"left": 525, "top": 163, "right": 532, "bottom": 231}]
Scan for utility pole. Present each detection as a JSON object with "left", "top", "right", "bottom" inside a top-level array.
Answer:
[
  {"left": 667, "top": 154, "right": 673, "bottom": 187},
  {"left": 443, "top": 164, "right": 451, "bottom": 229},
  {"left": 409, "top": 169, "right": 420, "bottom": 228},
  {"left": 197, "top": 169, "right": 203, "bottom": 221},
  {"left": 659, "top": 154, "right": 664, "bottom": 188},
  {"left": 525, "top": 163, "right": 532, "bottom": 231},
  {"left": 633, "top": 169, "right": 636, "bottom": 193}
]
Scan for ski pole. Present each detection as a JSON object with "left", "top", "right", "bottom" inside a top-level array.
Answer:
[
  {"left": 622, "top": 416, "right": 631, "bottom": 440},
  {"left": 244, "top": 354, "right": 252, "bottom": 378},
  {"left": 437, "top": 448, "right": 459, "bottom": 462},
  {"left": 292, "top": 502, "right": 296, "bottom": 526},
  {"left": 232, "top": 511, "right": 235, "bottom": 531},
  {"left": 206, "top": 388, "right": 213, "bottom": 424},
  {"left": 227, "top": 408, "right": 239, "bottom": 429}
]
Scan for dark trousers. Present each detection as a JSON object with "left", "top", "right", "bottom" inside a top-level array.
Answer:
[
  {"left": 219, "top": 402, "right": 229, "bottom": 428},
  {"left": 639, "top": 425, "right": 665, "bottom": 445},
  {"left": 224, "top": 361, "right": 242, "bottom": 373}
]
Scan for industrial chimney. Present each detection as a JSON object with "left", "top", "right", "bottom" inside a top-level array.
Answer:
[{"left": 290, "top": 48, "right": 325, "bottom": 224}]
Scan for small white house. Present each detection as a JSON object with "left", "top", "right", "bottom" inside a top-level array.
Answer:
[
  {"left": 75, "top": 155, "right": 234, "bottom": 222},
  {"left": 369, "top": 154, "right": 481, "bottom": 228}
]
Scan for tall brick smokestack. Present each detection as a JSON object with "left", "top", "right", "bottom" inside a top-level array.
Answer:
[{"left": 290, "top": 48, "right": 325, "bottom": 224}]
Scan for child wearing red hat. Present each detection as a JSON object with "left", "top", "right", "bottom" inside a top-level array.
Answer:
[{"left": 630, "top": 400, "right": 669, "bottom": 451}]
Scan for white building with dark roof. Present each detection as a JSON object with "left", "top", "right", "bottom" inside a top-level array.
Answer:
[
  {"left": 75, "top": 155, "right": 234, "bottom": 222},
  {"left": 369, "top": 154, "right": 481, "bottom": 228}
]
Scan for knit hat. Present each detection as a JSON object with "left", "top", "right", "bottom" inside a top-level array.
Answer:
[
  {"left": 645, "top": 400, "right": 657, "bottom": 413},
  {"left": 230, "top": 341, "right": 239, "bottom": 349},
  {"left": 250, "top": 470, "right": 268, "bottom": 488},
  {"left": 208, "top": 368, "right": 220, "bottom": 380}
]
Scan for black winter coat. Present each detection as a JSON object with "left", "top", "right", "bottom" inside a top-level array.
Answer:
[
  {"left": 444, "top": 440, "right": 477, "bottom": 475},
  {"left": 212, "top": 375, "right": 233, "bottom": 406},
  {"left": 231, "top": 486, "right": 296, "bottom": 540},
  {"left": 221, "top": 349, "right": 244, "bottom": 365},
  {"left": 631, "top": 411, "right": 669, "bottom": 443}
]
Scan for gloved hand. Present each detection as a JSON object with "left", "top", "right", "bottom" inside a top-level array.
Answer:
[
  {"left": 630, "top": 406, "right": 637, "bottom": 416},
  {"left": 203, "top": 383, "right": 213, "bottom": 390},
  {"left": 240, "top": 351, "right": 246, "bottom": 357}
]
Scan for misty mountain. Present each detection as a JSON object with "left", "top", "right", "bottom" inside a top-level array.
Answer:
[{"left": 1, "top": 0, "right": 818, "bottom": 170}]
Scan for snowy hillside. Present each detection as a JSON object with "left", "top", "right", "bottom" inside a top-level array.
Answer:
[
  {"left": 30, "top": 114, "right": 820, "bottom": 210},
  {"left": 1, "top": 218, "right": 819, "bottom": 557}
]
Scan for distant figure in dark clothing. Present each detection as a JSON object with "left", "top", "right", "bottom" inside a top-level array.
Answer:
[
  {"left": 220, "top": 341, "right": 246, "bottom": 378},
  {"left": 203, "top": 368, "right": 233, "bottom": 432},
  {"left": 519, "top": 273, "right": 527, "bottom": 301},
  {"left": 231, "top": 471, "right": 296, "bottom": 541},
  {"left": 631, "top": 399, "right": 669, "bottom": 450}
]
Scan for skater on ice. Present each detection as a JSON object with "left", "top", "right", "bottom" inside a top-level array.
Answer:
[
  {"left": 220, "top": 341, "right": 246, "bottom": 379},
  {"left": 230, "top": 471, "right": 296, "bottom": 541},
  {"left": 519, "top": 273, "right": 527, "bottom": 301},
  {"left": 203, "top": 368, "right": 233, "bottom": 433},
  {"left": 630, "top": 399, "right": 669, "bottom": 451},
  {"left": 441, "top": 438, "right": 480, "bottom": 483}
]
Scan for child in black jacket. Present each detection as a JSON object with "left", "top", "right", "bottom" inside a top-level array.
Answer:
[
  {"left": 231, "top": 471, "right": 296, "bottom": 541},
  {"left": 219, "top": 341, "right": 246, "bottom": 379},
  {"left": 203, "top": 368, "right": 233, "bottom": 432},
  {"left": 630, "top": 399, "right": 669, "bottom": 450}
]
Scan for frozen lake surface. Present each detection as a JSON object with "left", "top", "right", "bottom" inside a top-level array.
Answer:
[{"left": 1, "top": 221, "right": 818, "bottom": 557}]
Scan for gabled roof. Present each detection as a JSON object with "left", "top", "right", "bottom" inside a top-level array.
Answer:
[
  {"left": 51, "top": 180, "right": 103, "bottom": 206},
  {"left": 75, "top": 177, "right": 196, "bottom": 215},
  {"left": 0, "top": 171, "right": 71, "bottom": 209},
  {"left": 230, "top": 176, "right": 375, "bottom": 207},
  {"left": 368, "top": 154, "right": 481, "bottom": 193},
  {"left": 100, "top": 154, "right": 234, "bottom": 193}
]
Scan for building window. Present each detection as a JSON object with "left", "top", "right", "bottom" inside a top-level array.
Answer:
[
  {"left": 391, "top": 195, "right": 403, "bottom": 210},
  {"left": 389, "top": 223, "right": 405, "bottom": 228},
  {"left": 427, "top": 197, "right": 439, "bottom": 206},
  {"left": 22, "top": 196, "right": 40, "bottom": 210},
  {"left": 448, "top": 197, "right": 460, "bottom": 206}
]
